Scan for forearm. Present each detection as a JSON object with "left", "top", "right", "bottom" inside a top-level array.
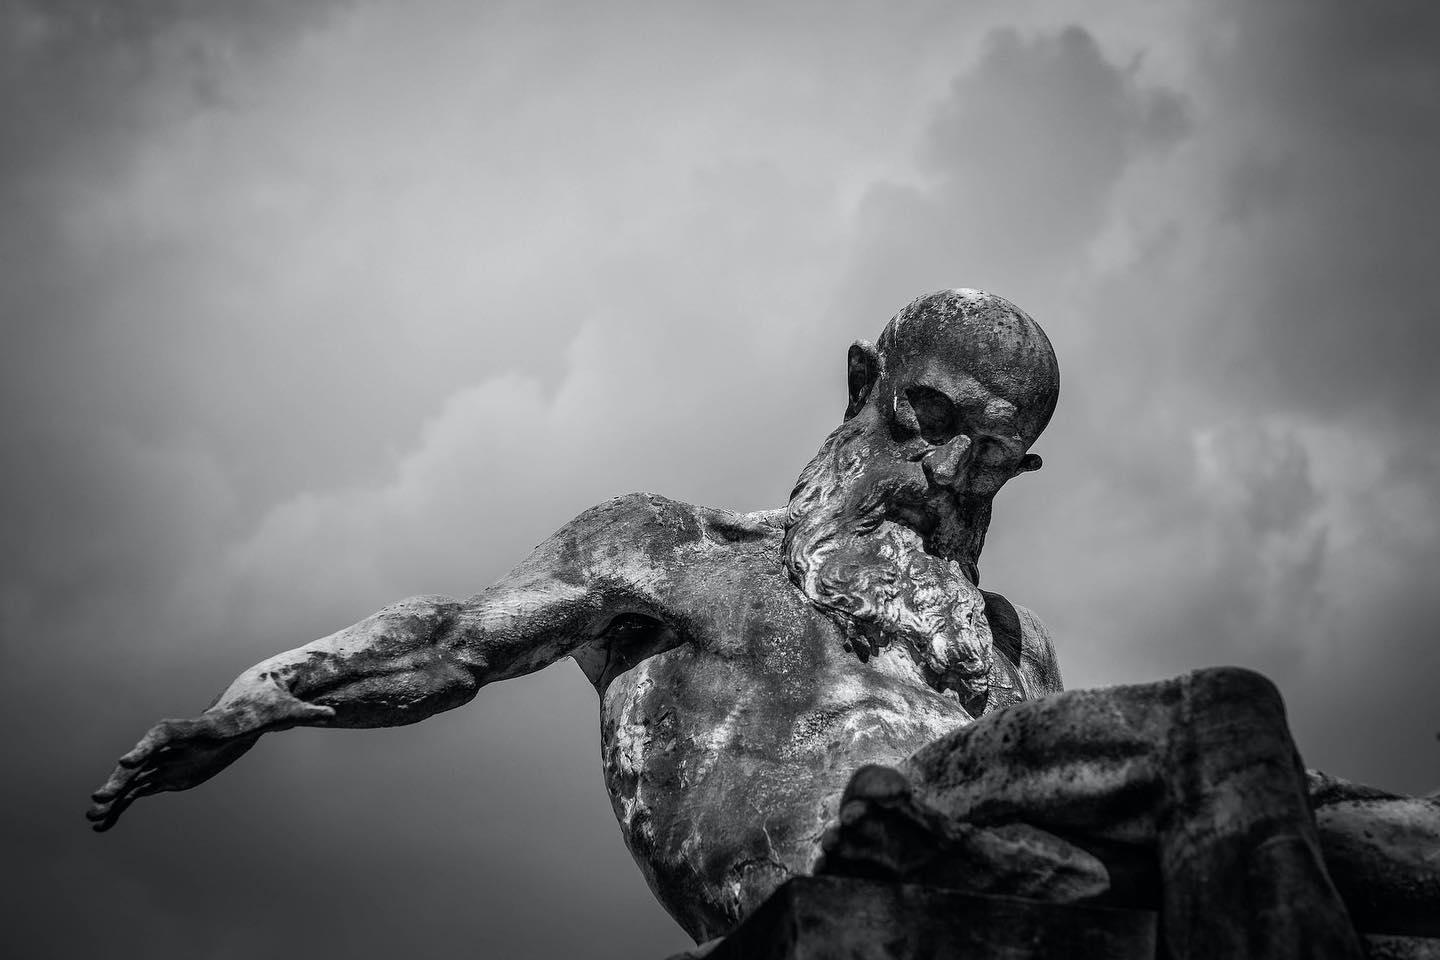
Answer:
[
  {"left": 211, "top": 595, "right": 479, "bottom": 730},
  {"left": 89, "top": 497, "right": 676, "bottom": 832}
]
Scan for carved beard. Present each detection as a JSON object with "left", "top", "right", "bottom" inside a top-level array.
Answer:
[{"left": 782, "top": 418, "right": 995, "bottom": 700}]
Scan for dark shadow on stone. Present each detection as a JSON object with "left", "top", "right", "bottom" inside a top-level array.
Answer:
[{"left": 702, "top": 875, "right": 1157, "bottom": 960}]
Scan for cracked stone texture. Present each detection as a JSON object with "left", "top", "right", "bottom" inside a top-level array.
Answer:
[
  {"left": 678, "top": 877, "right": 1440, "bottom": 960},
  {"left": 815, "top": 668, "right": 1440, "bottom": 959},
  {"left": 696, "top": 876, "right": 1157, "bottom": 960}
]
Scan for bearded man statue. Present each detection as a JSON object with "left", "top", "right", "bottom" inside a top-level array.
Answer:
[{"left": 90, "top": 290, "right": 1438, "bottom": 959}]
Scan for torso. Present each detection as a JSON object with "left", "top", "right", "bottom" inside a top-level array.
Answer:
[{"left": 572, "top": 498, "right": 1051, "bottom": 942}]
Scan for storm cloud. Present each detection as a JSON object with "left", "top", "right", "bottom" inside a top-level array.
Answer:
[{"left": 3, "top": 2, "right": 1437, "bottom": 957}]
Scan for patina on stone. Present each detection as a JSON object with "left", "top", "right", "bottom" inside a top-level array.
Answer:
[
  {"left": 816, "top": 667, "right": 1440, "bottom": 959},
  {"left": 90, "top": 289, "right": 1066, "bottom": 941},
  {"left": 88, "top": 288, "right": 1440, "bottom": 954},
  {"left": 693, "top": 876, "right": 1158, "bottom": 960}
]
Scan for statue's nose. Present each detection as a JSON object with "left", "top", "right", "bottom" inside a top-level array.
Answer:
[{"left": 923, "top": 435, "right": 973, "bottom": 489}]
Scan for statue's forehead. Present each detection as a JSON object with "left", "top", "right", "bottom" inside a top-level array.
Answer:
[
  {"left": 889, "top": 354, "right": 1015, "bottom": 414},
  {"left": 884, "top": 327, "right": 1043, "bottom": 409}
]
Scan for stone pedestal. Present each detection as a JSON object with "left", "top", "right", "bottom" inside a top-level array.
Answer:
[{"left": 704, "top": 876, "right": 1157, "bottom": 960}]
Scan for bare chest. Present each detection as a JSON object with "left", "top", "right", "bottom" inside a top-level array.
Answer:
[
  {"left": 594, "top": 611, "right": 968, "bottom": 938},
  {"left": 593, "top": 559, "right": 976, "bottom": 821}
]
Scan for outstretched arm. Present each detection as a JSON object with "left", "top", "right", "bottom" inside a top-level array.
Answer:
[{"left": 88, "top": 494, "right": 671, "bottom": 831}]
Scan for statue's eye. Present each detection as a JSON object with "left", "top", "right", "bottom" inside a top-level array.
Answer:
[
  {"left": 973, "top": 437, "right": 1008, "bottom": 464},
  {"left": 905, "top": 386, "right": 958, "bottom": 445}
]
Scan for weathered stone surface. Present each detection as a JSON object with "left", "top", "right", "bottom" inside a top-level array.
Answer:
[
  {"left": 90, "top": 289, "right": 1070, "bottom": 942},
  {"left": 821, "top": 668, "right": 1440, "bottom": 959},
  {"left": 88, "top": 288, "right": 1439, "bottom": 954},
  {"left": 680, "top": 879, "right": 1440, "bottom": 960},
  {"left": 700, "top": 876, "right": 1156, "bottom": 960},
  {"left": 814, "top": 764, "right": 1111, "bottom": 903},
  {"left": 1310, "top": 772, "right": 1440, "bottom": 938},
  {"left": 1363, "top": 934, "right": 1440, "bottom": 960}
]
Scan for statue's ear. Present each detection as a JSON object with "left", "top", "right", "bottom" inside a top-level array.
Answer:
[{"left": 845, "top": 340, "right": 881, "bottom": 420}]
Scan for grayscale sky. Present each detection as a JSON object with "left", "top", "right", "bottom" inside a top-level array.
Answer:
[{"left": 4, "top": 1, "right": 1438, "bottom": 957}]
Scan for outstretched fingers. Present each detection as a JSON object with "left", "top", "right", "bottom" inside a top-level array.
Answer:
[
  {"left": 87, "top": 697, "right": 334, "bottom": 833},
  {"left": 88, "top": 767, "right": 160, "bottom": 831},
  {"left": 85, "top": 719, "right": 201, "bottom": 832}
]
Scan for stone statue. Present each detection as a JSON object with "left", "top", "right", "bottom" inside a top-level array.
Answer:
[
  {"left": 89, "top": 289, "right": 1064, "bottom": 937},
  {"left": 816, "top": 669, "right": 1440, "bottom": 959},
  {"left": 89, "top": 289, "right": 1438, "bottom": 956}
]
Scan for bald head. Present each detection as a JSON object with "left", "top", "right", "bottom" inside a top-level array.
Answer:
[
  {"left": 825, "top": 289, "right": 1061, "bottom": 579},
  {"left": 875, "top": 289, "right": 1059, "bottom": 444}
]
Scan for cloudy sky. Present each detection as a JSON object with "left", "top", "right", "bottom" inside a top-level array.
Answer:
[{"left": 3, "top": 1, "right": 1438, "bottom": 956}]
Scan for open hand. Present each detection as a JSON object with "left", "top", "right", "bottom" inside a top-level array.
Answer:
[{"left": 88, "top": 691, "right": 334, "bottom": 832}]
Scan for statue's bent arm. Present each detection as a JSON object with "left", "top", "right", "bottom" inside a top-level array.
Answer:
[{"left": 87, "top": 493, "right": 676, "bottom": 832}]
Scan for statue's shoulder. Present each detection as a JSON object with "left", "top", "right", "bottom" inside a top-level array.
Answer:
[
  {"left": 566, "top": 493, "right": 782, "bottom": 550},
  {"left": 981, "top": 590, "right": 1063, "bottom": 696}
]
